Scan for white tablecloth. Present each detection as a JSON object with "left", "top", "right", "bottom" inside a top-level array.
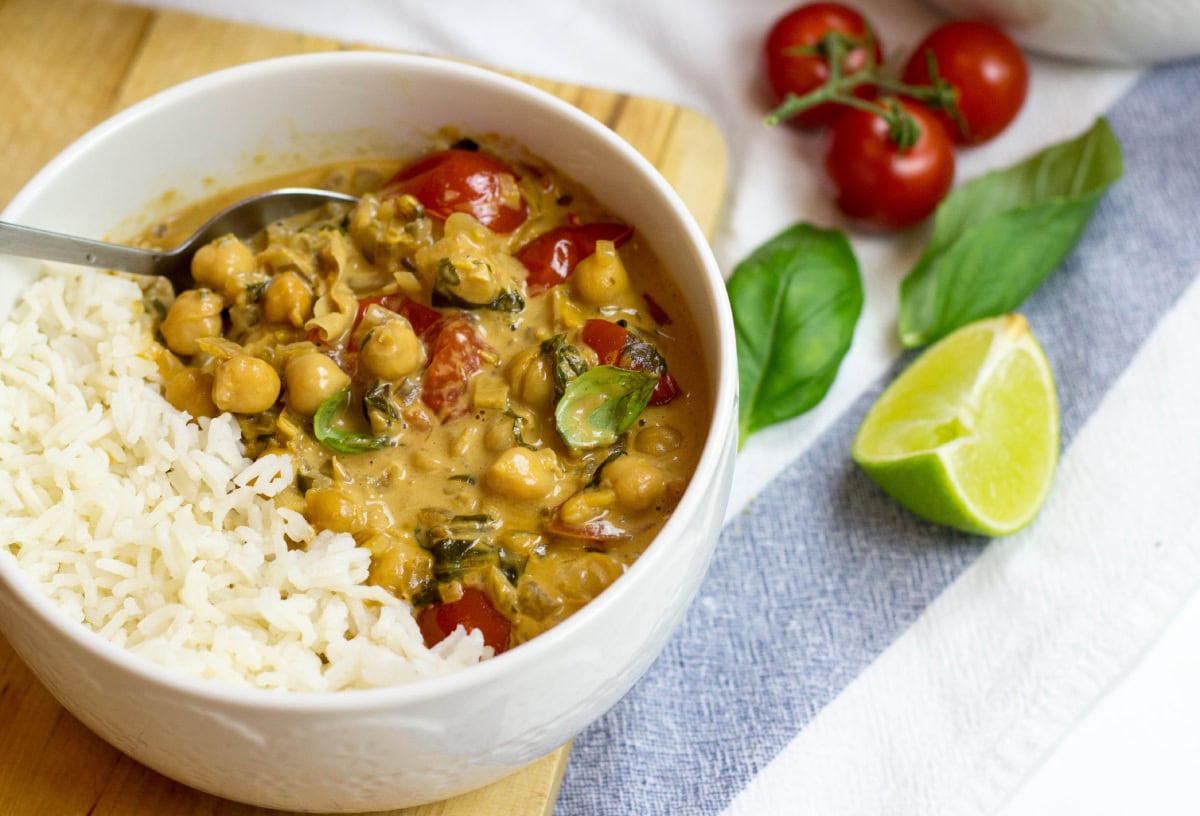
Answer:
[{"left": 125, "top": 1, "right": 1200, "bottom": 812}]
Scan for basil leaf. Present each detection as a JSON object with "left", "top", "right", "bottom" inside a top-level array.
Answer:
[
  {"left": 555, "top": 365, "right": 659, "bottom": 449},
  {"left": 363, "top": 379, "right": 401, "bottom": 424},
  {"left": 898, "top": 117, "right": 1124, "bottom": 348},
  {"left": 433, "top": 286, "right": 526, "bottom": 313},
  {"left": 727, "top": 223, "right": 863, "bottom": 445},
  {"left": 503, "top": 409, "right": 541, "bottom": 450},
  {"left": 313, "top": 387, "right": 389, "bottom": 455}
]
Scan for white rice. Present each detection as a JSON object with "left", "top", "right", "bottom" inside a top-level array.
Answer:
[{"left": 0, "top": 268, "right": 490, "bottom": 691}]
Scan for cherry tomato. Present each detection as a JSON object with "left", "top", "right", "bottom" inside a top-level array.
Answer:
[
  {"left": 581, "top": 318, "right": 629, "bottom": 365},
  {"left": 421, "top": 315, "right": 491, "bottom": 419},
  {"left": 418, "top": 588, "right": 511, "bottom": 654},
  {"left": 383, "top": 149, "right": 527, "bottom": 233},
  {"left": 824, "top": 97, "right": 955, "bottom": 229},
  {"left": 649, "top": 371, "right": 682, "bottom": 406},
  {"left": 902, "top": 20, "right": 1028, "bottom": 145},
  {"left": 763, "top": 2, "right": 883, "bottom": 128},
  {"left": 516, "top": 222, "right": 633, "bottom": 295}
]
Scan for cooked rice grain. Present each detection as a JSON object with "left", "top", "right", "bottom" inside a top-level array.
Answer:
[{"left": 0, "top": 268, "right": 489, "bottom": 690}]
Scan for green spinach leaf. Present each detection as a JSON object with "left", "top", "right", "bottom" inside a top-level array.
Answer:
[
  {"left": 540, "top": 333, "right": 589, "bottom": 401},
  {"left": 554, "top": 365, "right": 659, "bottom": 449},
  {"left": 898, "top": 117, "right": 1124, "bottom": 348},
  {"left": 727, "top": 223, "right": 863, "bottom": 445},
  {"left": 432, "top": 258, "right": 525, "bottom": 312},
  {"left": 313, "top": 388, "right": 389, "bottom": 455}
]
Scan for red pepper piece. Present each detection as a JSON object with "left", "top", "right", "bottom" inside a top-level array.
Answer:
[
  {"left": 392, "top": 299, "right": 443, "bottom": 340},
  {"left": 642, "top": 292, "right": 672, "bottom": 326},
  {"left": 383, "top": 149, "right": 527, "bottom": 233},
  {"left": 516, "top": 222, "right": 633, "bottom": 295},
  {"left": 417, "top": 588, "right": 511, "bottom": 654},
  {"left": 649, "top": 370, "right": 682, "bottom": 406}
]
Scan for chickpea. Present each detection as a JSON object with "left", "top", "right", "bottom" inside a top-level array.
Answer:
[
  {"left": 260, "top": 272, "right": 313, "bottom": 327},
  {"left": 505, "top": 345, "right": 554, "bottom": 410},
  {"left": 486, "top": 447, "right": 559, "bottom": 501},
  {"left": 561, "top": 552, "right": 625, "bottom": 601},
  {"left": 212, "top": 354, "right": 281, "bottom": 414},
  {"left": 559, "top": 488, "right": 616, "bottom": 527},
  {"left": 353, "top": 303, "right": 395, "bottom": 341},
  {"left": 572, "top": 240, "right": 629, "bottom": 305},
  {"left": 367, "top": 532, "right": 434, "bottom": 598},
  {"left": 191, "top": 236, "right": 255, "bottom": 297},
  {"left": 159, "top": 288, "right": 224, "bottom": 356},
  {"left": 305, "top": 487, "right": 366, "bottom": 535},
  {"left": 358, "top": 319, "right": 426, "bottom": 380},
  {"left": 602, "top": 453, "right": 666, "bottom": 511},
  {"left": 635, "top": 424, "right": 683, "bottom": 456},
  {"left": 284, "top": 351, "right": 350, "bottom": 416},
  {"left": 163, "top": 368, "right": 218, "bottom": 418}
]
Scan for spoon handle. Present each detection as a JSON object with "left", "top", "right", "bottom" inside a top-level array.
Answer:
[{"left": 0, "top": 221, "right": 161, "bottom": 276}]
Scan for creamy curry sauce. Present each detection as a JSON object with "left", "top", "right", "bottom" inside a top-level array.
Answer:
[{"left": 140, "top": 138, "right": 709, "bottom": 652}]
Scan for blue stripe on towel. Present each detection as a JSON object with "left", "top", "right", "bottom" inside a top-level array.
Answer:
[{"left": 556, "top": 59, "right": 1200, "bottom": 816}]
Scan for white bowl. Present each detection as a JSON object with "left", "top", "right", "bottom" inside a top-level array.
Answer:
[
  {"left": 923, "top": 0, "right": 1200, "bottom": 64},
  {"left": 0, "top": 52, "right": 737, "bottom": 812}
]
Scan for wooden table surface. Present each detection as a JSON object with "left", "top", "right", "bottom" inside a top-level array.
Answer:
[{"left": 0, "top": 1, "right": 728, "bottom": 813}]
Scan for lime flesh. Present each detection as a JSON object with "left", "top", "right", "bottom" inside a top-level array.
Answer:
[{"left": 852, "top": 314, "right": 1060, "bottom": 536}]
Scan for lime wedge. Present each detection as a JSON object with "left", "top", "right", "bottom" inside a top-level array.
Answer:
[{"left": 852, "top": 314, "right": 1059, "bottom": 536}]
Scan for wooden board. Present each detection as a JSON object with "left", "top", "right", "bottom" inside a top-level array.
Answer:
[{"left": 0, "top": 2, "right": 729, "bottom": 814}]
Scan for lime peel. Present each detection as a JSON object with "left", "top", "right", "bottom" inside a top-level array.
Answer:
[{"left": 852, "top": 314, "right": 1059, "bottom": 536}]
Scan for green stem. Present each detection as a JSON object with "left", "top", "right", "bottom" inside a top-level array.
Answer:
[
  {"left": 763, "top": 37, "right": 963, "bottom": 148},
  {"left": 763, "top": 73, "right": 880, "bottom": 126},
  {"left": 766, "top": 30, "right": 866, "bottom": 126}
]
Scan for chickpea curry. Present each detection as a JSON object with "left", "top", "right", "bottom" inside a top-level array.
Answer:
[{"left": 144, "top": 137, "right": 709, "bottom": 654}]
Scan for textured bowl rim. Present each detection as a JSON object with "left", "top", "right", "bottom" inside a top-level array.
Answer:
[{"left": 0, "top": 49, "right": 737, "bottom": 713}]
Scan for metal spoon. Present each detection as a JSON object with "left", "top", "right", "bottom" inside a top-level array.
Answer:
[{"left": 0, "top": 187, "right": 360, "bottom": 293}]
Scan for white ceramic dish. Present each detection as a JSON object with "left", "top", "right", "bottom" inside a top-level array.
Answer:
[
  {"left": 0, "top": 52, "right": 737, "bottom": 812},
  {"left": 923, "top": 0, "right": 1200, "bottom": 64}
]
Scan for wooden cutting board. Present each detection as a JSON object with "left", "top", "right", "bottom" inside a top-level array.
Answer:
[{"left": 0, "top": 1, "right": 727, "bottom": 814}]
